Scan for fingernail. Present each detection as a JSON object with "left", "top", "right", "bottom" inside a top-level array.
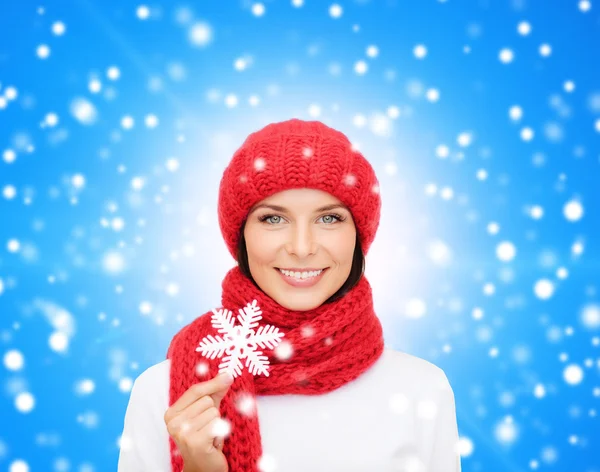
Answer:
[{"left": 220, "top": 373, "right": 234, "bottom": 384}]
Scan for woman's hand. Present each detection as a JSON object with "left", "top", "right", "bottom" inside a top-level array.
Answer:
[{"left": 164, "top": 372, "right": 235, "bottom": 472}]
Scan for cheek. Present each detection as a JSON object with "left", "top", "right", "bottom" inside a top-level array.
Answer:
[
  {"left": 244, "top": 228, "right": 277, "bottom": 263},
  {"left": 323, "top": 230, "right": 356, "bottom": 262}
]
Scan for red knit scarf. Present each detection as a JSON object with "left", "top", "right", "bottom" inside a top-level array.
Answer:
[{"left": 166, "top": 265, "right": 384, "bottom": 472}]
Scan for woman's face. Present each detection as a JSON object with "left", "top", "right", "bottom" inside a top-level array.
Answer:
[{"left": 243, "top": 188, "right": 356, "bottom": 311}]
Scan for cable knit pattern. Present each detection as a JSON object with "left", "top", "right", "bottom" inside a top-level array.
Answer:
[{"left": 166, "top": 118, "right": 384, "bottom": 471}]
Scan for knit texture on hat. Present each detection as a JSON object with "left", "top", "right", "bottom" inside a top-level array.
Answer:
[
  {"left": 218, "top": 118, "right": 381, "bottom": 260},
  {"left": 166, "top": 264, "right": 385, "bottom": 471}
]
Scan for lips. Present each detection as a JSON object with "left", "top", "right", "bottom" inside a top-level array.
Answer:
[
  {"left": 277, "top": 267, "right": 325, "bottom": 272},
  {"left": 275, "top": 267, "right": 328, "bottom": 288}
]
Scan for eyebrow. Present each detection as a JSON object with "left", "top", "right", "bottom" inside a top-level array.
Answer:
[{"left": 249, "top": 203, "right": 349, "bottom": 214}]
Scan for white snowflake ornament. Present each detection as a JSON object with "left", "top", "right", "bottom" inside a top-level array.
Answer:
[{"left": 196, "top": 299, "right": 285, "bottom": 379}]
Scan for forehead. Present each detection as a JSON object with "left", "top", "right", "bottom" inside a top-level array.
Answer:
[{"left": 250, "top": 188, "right": 347, "bottom": 212}]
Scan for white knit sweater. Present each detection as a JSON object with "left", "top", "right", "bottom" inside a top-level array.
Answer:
[{"left": 118, "top": 347, "right": 461, "bottom": 472}]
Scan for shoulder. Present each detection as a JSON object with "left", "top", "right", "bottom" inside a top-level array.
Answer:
[
  {"left": 134, "top": 358, "right": 171, "bottom": 389},
  {"left": 123, "top": 360, "right": 171, "bottom": 432},
  {"left": 130, "top": 359, "right": 171, "bottom": 411},
  {"left": 379, "top": 347, "right": 454, "bottom": 394},
  {"left": 382, "top": 350, "right": 462, "bottom": 469},
  {"left": 118, "top": 360, "right": 172, "bottom": 470}
]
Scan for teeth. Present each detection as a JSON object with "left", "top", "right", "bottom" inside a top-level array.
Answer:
[{"left": 279, "top": 268, "right": 323, "bottom": 279}]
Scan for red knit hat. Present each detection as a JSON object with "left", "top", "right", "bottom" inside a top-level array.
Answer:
[{"left": 217, "top": 118, "right": 382, "bottom": 259}]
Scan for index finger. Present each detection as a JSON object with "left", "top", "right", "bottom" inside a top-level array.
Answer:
[{"left": 170, "top": 372, "right": 233, "bottom": 414}]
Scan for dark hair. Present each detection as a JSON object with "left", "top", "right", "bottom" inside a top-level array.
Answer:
[{"left": 236, "top": 220, "right": 365, "bottom": 305}]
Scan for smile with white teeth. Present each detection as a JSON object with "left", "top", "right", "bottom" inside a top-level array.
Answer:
[{"left": 278, "top": 268, "right": 323, "bottom": 279}]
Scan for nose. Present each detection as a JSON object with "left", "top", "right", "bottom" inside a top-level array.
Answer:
[{"left": 285, "top": 223, "right": 317, "bottom": 258}]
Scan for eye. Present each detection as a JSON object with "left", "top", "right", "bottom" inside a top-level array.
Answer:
[
  {"left": 259, "top": 214, "right": 283, "bottom": 224},
  {"left": 258, "top": 213, "right": 346, "bottom": 225},
  {"left": 319, "top": 213, "right": 345, "bottom": 224}
]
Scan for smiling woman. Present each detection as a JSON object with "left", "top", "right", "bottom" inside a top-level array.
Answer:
[
  {"left": 238, "top": 188, "right": 365, "bottom": 311},
  {"left": 117, "top": 118, "right": 461, "bottom": 472}
]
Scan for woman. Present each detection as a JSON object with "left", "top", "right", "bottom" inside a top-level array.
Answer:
[{"left": 118, "top": 119, "right": 461, "bottom": 472}]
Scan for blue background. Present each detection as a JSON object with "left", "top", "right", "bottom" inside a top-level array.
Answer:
[{"left": 1, "top": 0, "right": 599, "bottom": 471}]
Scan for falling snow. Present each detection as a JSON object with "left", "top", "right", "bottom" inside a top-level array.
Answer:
[{"left": 1, "top": 1, "right": 598, "bottom": 470}]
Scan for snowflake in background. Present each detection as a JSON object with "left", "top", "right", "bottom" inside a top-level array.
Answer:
[{"left": 196, "top": 299, "right": 285, "bottom": 378}]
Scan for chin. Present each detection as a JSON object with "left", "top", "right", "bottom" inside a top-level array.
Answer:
[
  {"left": 272, "top": 292, "right": 327, "bottom": 312},
  {"left": 252, "top": 267, "right": 342, "bottom": 311}
]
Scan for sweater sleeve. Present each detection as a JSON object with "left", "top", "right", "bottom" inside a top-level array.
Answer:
[
  {"left": 428, "top": 371, "right": 462, "bottom": 472},
  {"left": 117, "top": 360, "right": 172, "bottom": 472}
]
